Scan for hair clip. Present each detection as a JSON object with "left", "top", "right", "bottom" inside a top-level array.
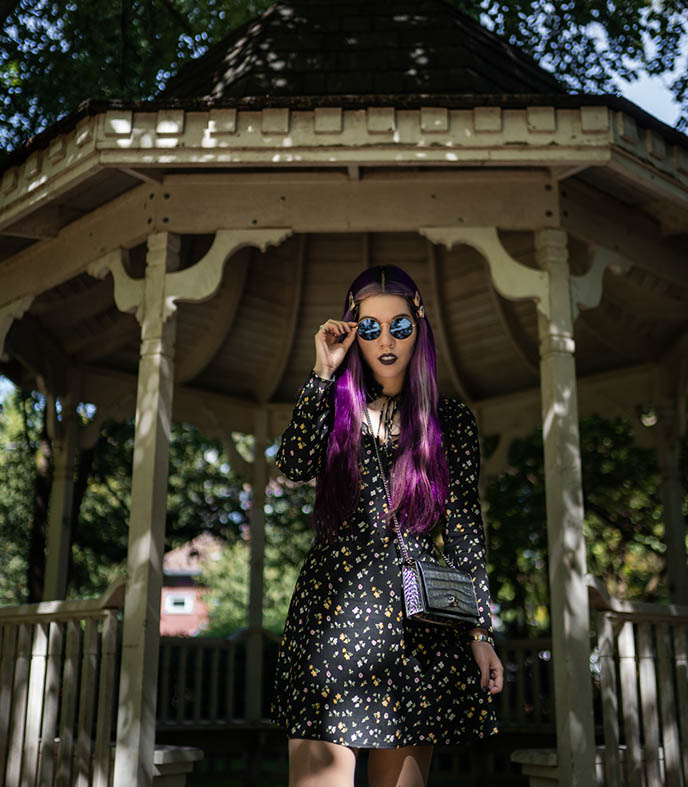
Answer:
[
  {"left": 348, "top": 291, "right": 356, "bottom": 313},
  {"left": 412, "top": 290, "right": 425, "bottom": 319}
]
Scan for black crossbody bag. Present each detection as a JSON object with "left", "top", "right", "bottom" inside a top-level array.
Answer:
[{"left": 364, "top": 407, "right": 479, "bottom": 629}]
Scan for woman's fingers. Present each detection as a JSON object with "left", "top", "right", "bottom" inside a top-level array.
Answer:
[{"left": 470, "top": 643, "right": 504, "bottom": 695}]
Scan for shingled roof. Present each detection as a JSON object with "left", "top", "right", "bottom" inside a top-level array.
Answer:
[{"left": 162, "top": 0, "right": 565, "bottom": 100}]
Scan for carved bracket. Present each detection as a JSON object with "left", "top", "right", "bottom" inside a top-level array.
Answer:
[
  {"left": 164, "top": 228, "right": 294, "bottom": 320},
  {"left": 419, "top": 226, "right": 550, "bottom": 318},
  {"left": 87, "top": 249, "right": 144, "bottom": 321},
  {"left": 0, "top": 296, "right": 34, "bottom": 359},
  {"left": 571, "top": 246, "right": 632, "bottom": 320},
  {"left": 86, "top": 228, "right": 293, "bottom": 325}
]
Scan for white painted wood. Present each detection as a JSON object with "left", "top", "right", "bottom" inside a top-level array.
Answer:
[
  {"left": 535, "top": 228, "right": 596, "bottom": 787},
  {"left": 165, "top": 228, "right": 293, "bottom": 319},
  {"left": 0, "top": 625, "right": 18, "bottom": 787},
  {"left": 112, "top": 232, "right": 179, "bottom": 787},
  {"left": 638, "top": 622, "right": 662, "bottom": 787},
  {"left": 675, "top": 624, "right": 688, "bottom": 782},
  {"left": 597, "top": 612, "right": 622, "bottom": 787},
  {"left": 656, "top": 623, "right": 683, "bottom": 787},
  {"left": 618, "top": 622, "right": 643, "bottom": 787},
  {"left": 55, "top": 620, "right": 80, "bottom": 787},
  {"left": 6, "top": 623, "right": 31, "bottom": 787},
  {"left": 246, "top": 410, "right": 268, "bottom": 723},
  {"left": 0, "top": 297, "right": 33, "bottom": 360},
  {"left": 420, "top": 226, "right": 550, "bottom": 317},
  {"left": 20, "top": 622, "right": 48, "bottom": 787},
  {"left": 37, "top": 621, "right": 63, "bottom": 786},
  {"left": 0, "top": 184, "right": 152, "bottom": 309},
  {"left": 93, "top": 611, "right": 118, "bottom": 787},
  {"left": 570, "top": 246, "right": 632, "bottom": 320},
  {"left": 75, "top": 618, "right": 99, "bottom": 787},
  {"left": 87, "top": 249, "right": 143, "bottom": 319}
]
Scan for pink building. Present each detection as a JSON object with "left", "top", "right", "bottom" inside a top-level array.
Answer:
[{"left": 160, "top": 533, "right": 222, "bottom": 636}]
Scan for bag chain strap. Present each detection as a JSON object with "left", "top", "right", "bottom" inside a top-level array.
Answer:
[{"left": 363, "top": 406, "right": 457, "bottom": 571}]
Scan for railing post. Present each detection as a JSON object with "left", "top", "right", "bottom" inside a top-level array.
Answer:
[{"left": 536, "top": 228, "right": 596, "bottom": 786}]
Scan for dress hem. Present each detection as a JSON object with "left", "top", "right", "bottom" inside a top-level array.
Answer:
[{"left": 271, "top": 720, "right": 499, "bottom": 750}]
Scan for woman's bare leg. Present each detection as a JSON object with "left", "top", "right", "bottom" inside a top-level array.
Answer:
[
  {"left": 367, "top": 745, "right": 433, "bottom": 787},
  {"left": 288, "top": 738, "right": 359, "bottom": 787}
]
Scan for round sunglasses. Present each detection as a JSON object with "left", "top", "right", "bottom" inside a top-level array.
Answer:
[{"left": 357, "top": 315, "right": 416, "bottom": 341}]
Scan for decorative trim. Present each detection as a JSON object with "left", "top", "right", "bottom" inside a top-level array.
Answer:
[
  {"left": 87, "top": 249, "right": 144, "bottom": 321},
  {"left": 419, "top": 226, "right": 550, "bottom": 318},
  {"left": 570, "top": 246, "right": 632, "bottom": 319},
  {"left": 164, "top": 228, "right": 293, "bottom": 320},
  {"left": 0, "top": 295, "right": 34, "bottom": 359}
]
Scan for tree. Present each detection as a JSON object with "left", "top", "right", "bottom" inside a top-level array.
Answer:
[{"left": 1, "top": 0, "right": 687, "bottom": 152}]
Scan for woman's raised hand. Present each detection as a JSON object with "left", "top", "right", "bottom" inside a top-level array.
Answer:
[{"left": 313, "top": 319, "right": 358, "bottom": 380}]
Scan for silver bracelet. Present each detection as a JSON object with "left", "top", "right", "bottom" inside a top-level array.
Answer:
[{"left": 468, "top": 632, "right": 494, "bottom": 647}]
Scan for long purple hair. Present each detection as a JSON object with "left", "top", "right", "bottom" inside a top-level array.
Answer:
[{"left": 313, "top": 265, "right": 449, "bottom": 542}]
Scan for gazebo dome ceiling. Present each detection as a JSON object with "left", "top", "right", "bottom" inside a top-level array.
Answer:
[{"left": 161, "top": 0, "right": 564, "bottom": 100}]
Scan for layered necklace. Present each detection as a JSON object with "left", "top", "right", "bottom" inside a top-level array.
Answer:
[{"left": 369, "top": 393, "right": 401, "bottom": 446}]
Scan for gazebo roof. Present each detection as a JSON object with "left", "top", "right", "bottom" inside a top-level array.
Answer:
[{"left": 161, "top": 0, "right": 564, "bottom": 100}]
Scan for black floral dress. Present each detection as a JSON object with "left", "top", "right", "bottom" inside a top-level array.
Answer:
[{"left": 270, "top": 369, "right": 498, "bottom": 748}]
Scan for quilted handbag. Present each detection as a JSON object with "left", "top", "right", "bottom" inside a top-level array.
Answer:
[{"left": 364, "top": 408, "right": 479, "bottom": 629}]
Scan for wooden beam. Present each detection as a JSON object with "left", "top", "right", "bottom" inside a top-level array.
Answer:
[
  {"left": 257, "top": 236, "right": 305, "bottom": 403},
  {"left": 562, "top": 180, "right": 688, "bottom": 288},
  {"left": 5, "top": 315, "right": 71, "bottom": 394},
  {"left": 0, "top": 184, "right": 153, "bottom": 309}
]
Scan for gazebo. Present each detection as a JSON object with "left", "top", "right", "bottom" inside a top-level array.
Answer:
[{"left": 1, "top": 1, "right": 687, "bottom": 785}]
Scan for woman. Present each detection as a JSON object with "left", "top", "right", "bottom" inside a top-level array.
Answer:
[{"left": 271, "top": 265, "right": 503, "bottom": 787}]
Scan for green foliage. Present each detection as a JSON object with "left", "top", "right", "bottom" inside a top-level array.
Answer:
[
  {"left": 485, "top": 414, "right": 687, "bottom": 636},
  {"left": 1, "top": 0, "right": 687, "bottom": 151},
  {"left": 0, "top": 389, "right": 36, "bottom": 603}
]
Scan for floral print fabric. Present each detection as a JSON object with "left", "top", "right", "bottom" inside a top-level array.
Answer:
[{"left": 270, "top": 369, "right": 498, "bottom": 748}]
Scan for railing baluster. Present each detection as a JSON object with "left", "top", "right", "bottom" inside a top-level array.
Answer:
[
  {"left": 675, "top": 622, "right": 688, "bottom": 784},
  {"left": 0, "top": 624, "right": 18, "bottom": 787},
  {"left": 38, "top": 621, "right": 64, "bottom": 786},
  {"left": 75, "top": 618, "right": 99, "bottom": 787},
  {"left": 6, "top": 623, "right": 32, "bottom": 787},
  {"left": 193, "top": 643, "right": 203, "bottom": 723},
  {"left": 93, "top": 611, "right": 119, "bottom": 787},
  {"left": 226, "top": 642, "right": 235, "bottom": 722},
  {"left": 159, "top": 641, "right": 171, "bottom": 725},
  {"left": 209, "top": 646, "right": 220, "bottom": 724},
  {"left": 656, "top": 622, "right": 681, "bottom": 787},
  {"left": 618, "top": 620, "right": 643, "bottom": 787},
  {"left": 21, "top": 621, "right": 49, "bottom": 787},
  {"left": 56, "top": 619, "right": 81, "bottom": 787},
  {"left": 176, "top": 645, "right": 188, "bottom": 726},
  {"left": 638, "top": 622, "right": 661, "bottom": 787},
  {"left": 598, "top": 611, "right": 621, "bottom": 787}
]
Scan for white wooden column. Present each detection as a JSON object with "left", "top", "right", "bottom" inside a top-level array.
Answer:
[
  {"left": 535, "top": 228, "right": 596, "bottom": 786},
  {"left": 112, "top": 232, "right": 179, "bottom": 787},
  {"left": 43, "top": 383, "right": 81, "bottom": 600},
  {"left": 656, "top": 390, "right": 688, "bottom": 604},
  {"left": 246, "top": 409, "right": 268, "bottom": 722}
]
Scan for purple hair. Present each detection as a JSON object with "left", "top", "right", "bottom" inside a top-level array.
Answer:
[{"left": 313, "top": 265, "right": 449, "bottom": 542}]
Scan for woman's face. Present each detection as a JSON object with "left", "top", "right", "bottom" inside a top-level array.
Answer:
[{"left": 356, "top": 293, "right": 417, "bottom": 395}]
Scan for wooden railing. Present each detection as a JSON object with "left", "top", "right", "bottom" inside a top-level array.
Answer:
[
  {"left": 589, "top": 577, "right": 688, "bottom": 787},
  {"left": 512, "top": 578, "right": 688, "bottom": 787},
  {"left": 0, "top": 578, "right": 125, "bottom": 787},
  {"left": 157, "top": 627, "right": 282, "bottom": 729},
  {"left": 157, "top": 629, "right": 556, "bottom": 735},
  {"left": 492, "top": 637, "right": 555, "bottom": 733}
]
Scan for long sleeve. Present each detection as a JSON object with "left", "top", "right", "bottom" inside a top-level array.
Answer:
[
  {"left": 439, "top": 399, "right": 493, "bottom": 633},
  {"left": 275, "top": 369, "right": 336, "bottom": 482}
]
